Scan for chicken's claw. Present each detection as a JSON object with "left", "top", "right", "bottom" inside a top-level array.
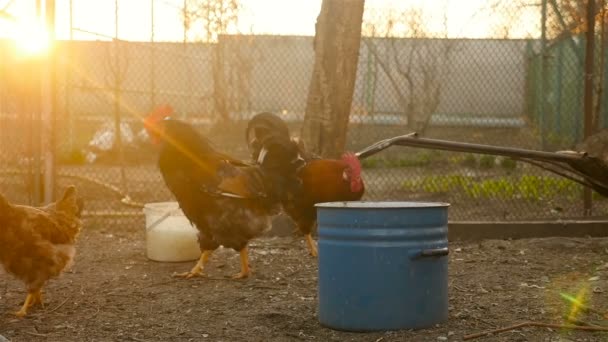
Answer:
[
  {"left": 172, "top": 250, "right": 213, "bottom": 279},
  {"left": 231, "top": 269, "right": 250, "bottom": 279},
  {"left": 229, "top": 247, "right": 251, "bottom": 279},
  {"left": 305, "top": 234, "right": 318, "bottom": 258},
  {"left": 31, "top": 291, "right": 44, "bottom": 308},
  {"left": 15, "top": 292, "right": 36, "bottom": 318}
]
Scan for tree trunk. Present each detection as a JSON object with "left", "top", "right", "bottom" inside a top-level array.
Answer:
[{"left": 301, "top": 0, "right": 365, "bottom": 158}]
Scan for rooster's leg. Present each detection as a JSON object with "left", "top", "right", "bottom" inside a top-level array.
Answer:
[
  {"left": 305, "top": 234, "right": 318, "bottom": 257},
  {"left": 231, "top": 247, "right": 251, "bottom": 279},
  {"left": 30, "top": 289, "right": 44, "bottom": 308},
  {"left": 173, "top": 250, "right": 213, "bottom": 279},
  {"left": 15, "top": 292, "right": 36, "bottom": 317}
]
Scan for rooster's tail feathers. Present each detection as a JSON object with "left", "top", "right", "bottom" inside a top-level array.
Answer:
[
  {"left": 246, "top": 112, "right": 291, "bottom": 160},
  {"left": 0, "top": 192, "right": 10, "bottom": 214}
]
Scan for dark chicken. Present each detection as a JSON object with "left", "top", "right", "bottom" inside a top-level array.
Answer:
[
  {"left": 144, "top": 106, "right": 303, "bottom": 279},
  {"left": 246, "top": 113, "right": 365, "bottom": 257}
]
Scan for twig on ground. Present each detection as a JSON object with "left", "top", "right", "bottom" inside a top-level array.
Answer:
[
  {"left": 47, "top": 298, "right": 69, "bottom": 314},
  {"left": 563, "top": 314, "right": 608, "bottom": 327},
  {"left": 463, "top": 321, "right": 608, "bottom": 340},
  {"left": 472, "top": 316, "right": 497, "bottom": 328},
  {"left": 128, "top": 336, "right": 149, "bottom": 342},
  {"left": 25, "top": 331, "right": 49, "bottom": 337},
  {"left": 451, "top": 284, "right": 467, "bottom": 292}
]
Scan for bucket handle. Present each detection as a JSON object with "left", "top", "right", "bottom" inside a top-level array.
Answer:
[
  {"left": 410, "top": 247, "right": 449, "bottom": 259},
  {"left": 146, "top": 208, "right": 181, "bottom": 232}
]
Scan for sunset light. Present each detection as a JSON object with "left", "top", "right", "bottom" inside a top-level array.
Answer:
[{"left": 12, "top": 19, "right": 50, "bottom": 56}]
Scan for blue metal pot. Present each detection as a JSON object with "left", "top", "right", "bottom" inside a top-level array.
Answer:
[{"left": 316, "top": 201, "right": 449, "bottom": 331}]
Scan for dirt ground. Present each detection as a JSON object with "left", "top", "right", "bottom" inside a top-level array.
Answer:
[{"left": 1, "top": 221, "right": 608, "bottom": 342}]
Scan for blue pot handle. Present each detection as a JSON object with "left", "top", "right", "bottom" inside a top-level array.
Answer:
[{"left": 410, "top": 247, "right": 449, "bottom": 259}]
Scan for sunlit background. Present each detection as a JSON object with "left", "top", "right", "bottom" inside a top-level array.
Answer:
[
  {"left": 0, "top": 0, "right": 542, "bottom": 46},
  {"left": 0, "top": 0, "right": 606, "bottom": 224},
  {"left": 1, "top": 2, "right": 607, "bottom": 337}
]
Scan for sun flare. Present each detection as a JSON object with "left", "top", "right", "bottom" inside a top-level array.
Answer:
[
  {"left": 0, "top": 11, "right": 51, "bottom": 57},
  {"left": 12, "top": 19, "right": 51, "bottom": 56}
]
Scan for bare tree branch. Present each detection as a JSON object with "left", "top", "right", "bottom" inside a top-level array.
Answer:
[
  {"left": 362, "top": 39, "right": 409, "bottom": 121},
  {"left": 0, "top": 0, "right": 16, "bottom": 21},
  {"left": 363, "top": 4, "right": 457, "bottom": 133},
  {"left": 185, "top": 0, "right": 241, "bottom": 123}
]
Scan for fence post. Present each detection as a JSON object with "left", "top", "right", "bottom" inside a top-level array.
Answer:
[
  {"left": 583, "top": 0, "right": 596, "bottom": 216},
  {"left": 555, "top": 42, "right": 563, "bottom": 136},
  {"left": 66, "top": 0, "right": 74, "bottom": 153},
  {"left": 539, "top": 0, "right": 547, "bottom": 149},
  {"left": 31, "top": 0, "right": 43, "bottom": 206},
  {"left": 604, "top": 45, "right": 608, "bottom": 128},
  {"left": 43, "top": 0, "right": 56, "bottom": 204},
  {"left": 113, "top": 0, "right": 128, "bottom": 196},
  {"left": 150, "top": 0, "right": 156, "bottom": 108}
]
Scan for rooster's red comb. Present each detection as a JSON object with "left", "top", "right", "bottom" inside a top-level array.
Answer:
[
  {"left": 144, "top": 105, "right": 173, "bottom": 129},
  {"left": 341, "top": 152, "right": 361, "bottom": 174}
]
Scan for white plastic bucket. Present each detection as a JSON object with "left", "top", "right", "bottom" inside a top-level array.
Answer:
[{"left": 143, "top": 202, "right": 200, "bottom": 262}]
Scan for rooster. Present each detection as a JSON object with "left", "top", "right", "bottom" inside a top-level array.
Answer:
[
  {"left": 0, "top": 186, "right": 83, "bottom": 317},
  {"left": 144, "top": 106, "right": 304, "bottom": 279},
  {"left": 246, "top": 113, "right": 365, "bottom": 257}
]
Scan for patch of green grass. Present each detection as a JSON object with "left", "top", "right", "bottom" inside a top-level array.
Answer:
[
  {"left": 461, "top": 154, "right": 477, "bottom": 168},
  {"left": 500, "top": 157, "right": 517, "bottom": 171},
  {"left": 478, "top": 155, "right": 495, "bottom": 169},
  {"left": 361, "top": 158, "right": 381, "bottom": 169},
  {"left": 448, "top": 155, "right": 465, "bottom": 165},
  {"left": 362, "top": 151, "right": 445, "bottom": 169},
  {"left": 402, "top": 174, "right": 582, "bottom": 200}
]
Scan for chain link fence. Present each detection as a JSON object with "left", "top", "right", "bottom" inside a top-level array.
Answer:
[{"left": 1, "top": 0, "right": 607, "bottom": 226}]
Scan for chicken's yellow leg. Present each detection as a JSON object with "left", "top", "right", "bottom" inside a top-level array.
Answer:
[
  {"left": 231, "top": 247, "right": 251, "bottom": 279},
  {"left": 305, "top": 234, "right": 318, "bottom": 257},
  {"left": 15, "top": 292, "right": 35, "bottom": 317},
  {"left": 173, "top": 250, "right": 213, "bottom": 279},
  {"left": 30, "top": 289, "right": 44, "bottom": 308}
]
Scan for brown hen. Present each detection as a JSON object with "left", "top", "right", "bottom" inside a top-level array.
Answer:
[{"left": 0, "top": 186, "right": 83, "bottom": 317}]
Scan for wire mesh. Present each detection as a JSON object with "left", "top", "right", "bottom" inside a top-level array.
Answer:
[{"left": 0, "top": 0, "right": 607, "bottom": 224}]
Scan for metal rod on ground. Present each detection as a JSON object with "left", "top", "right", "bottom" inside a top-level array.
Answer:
[
  {"left": 0, "top": 169, "right": 146, "bottom": 208},
  {"left": 354, "top": 133, "right": 608, "bottom": 196},
  {"left": 583, "top": 0, "right": 597, "bottom": 216},
  {"left": 355, "top": 133, "right": 418, "bottom": 159},
  {"left": 389, "top": 135, "right": 584, "bottom": 163}
]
